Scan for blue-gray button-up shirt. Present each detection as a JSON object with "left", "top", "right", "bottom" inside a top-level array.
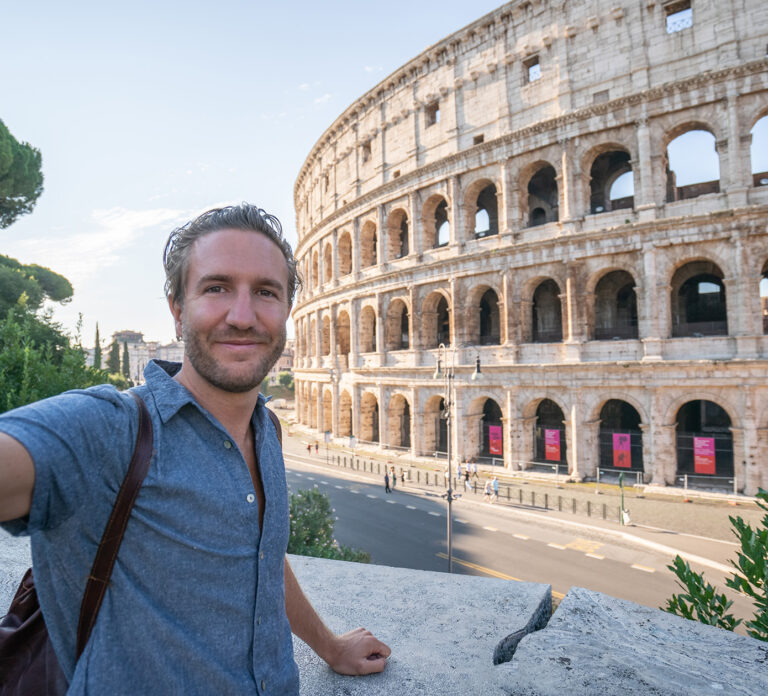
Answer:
[{"left": 0, "top": 360, "right": 299, "bottom": 695}]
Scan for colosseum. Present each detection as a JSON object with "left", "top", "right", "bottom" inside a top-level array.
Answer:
[{"left": 292, "top": 0, "right": 768, "bottom": 495}]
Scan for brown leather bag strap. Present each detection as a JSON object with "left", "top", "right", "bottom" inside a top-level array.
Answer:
[
  {"left": 266, "top": 408, "right": 282, "bottom": 446},
  {"left": 76, "top": 391, "right": 153, "bottom": 657}
]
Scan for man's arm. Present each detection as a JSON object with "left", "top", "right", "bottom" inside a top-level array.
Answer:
[
  {"left": 284, "top": 557, "right": 390, "bottom": 675},
  {"left": 0, "top": 432, "right": 35, "bottom": 522}
]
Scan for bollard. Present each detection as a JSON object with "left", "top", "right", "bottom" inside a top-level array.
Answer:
[
  {"left": 544, "top": 493, "right": 548, "bottom": 510},
  {"left": 417, "top": 470, "right": 420, "bottom": 483},
  {"left": 506, "top": 486, "right": 510, "bottom": 500},
  {"left": 572, "top": 498, "right": 576, "bottom": 514},
  {"left": 587, "top": 501, "right": 591, "bottom": 517},
  {"left": 518, "top": 489, "right": 523, "bottom": 504},
  {"left": 558, "top": 495, "right": 562, "bottom": 511},
  {"left": 602, "top": 503, "right": 607, "bottom": 520},
  {"left": 473, "top": 481, "right": 477, "bottom": 495},
  {"left": 531, "top": 491, "right": 536, "bottom": 507}
]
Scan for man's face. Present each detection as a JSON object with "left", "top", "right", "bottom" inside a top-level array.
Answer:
[{"left": 170, "top": 228, "right": 290, "bottom": 394}]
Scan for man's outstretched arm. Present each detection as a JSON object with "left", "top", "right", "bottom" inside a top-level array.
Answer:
[
  {"left": 284, "top": 557, "right": 391, "bottom": 675},
  {"left": 0, "top": 433, "right": 35, "bottom": 522}
]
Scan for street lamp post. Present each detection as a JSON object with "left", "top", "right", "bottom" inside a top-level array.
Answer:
[{"left": 433, "top": 343, "right": 456, "bottom": 573}]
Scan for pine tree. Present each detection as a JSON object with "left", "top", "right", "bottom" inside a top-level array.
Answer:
[
  {"left": 106, "top": 339, "right": 120, "bottom": 374},
  {"left": 93, "top": 323, "right": 102, "bottom": 369},
  {"left": 121, "top": 341, "right": 130, "bottom": 379}
]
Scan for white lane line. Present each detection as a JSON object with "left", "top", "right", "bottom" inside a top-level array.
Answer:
[
  {"left": 548, "top": 543, "right": 567, "bottom": 550},
  {"left": 514, "top": 534, "right": 529, "bottom": 540},
  {"left": 428, "top": 511, "right": 441, "bottom": 517},
  {"left": 334, "top": 485, "right": 343, "bottom": 490},
  {"left": 294, "top": 473, "right": 303, "bottom": 476},
  {"left": 386, "top": 500, "right": 396, "bottom": 504},
  {"left": 586, "top": 553, "right": 605, "bottom": 560},
  {"left": 350, "top": 490, "right": 360, "bottom": 494},
  {"left": 483, "top": 526, "right": 498, "bottom": 532},
  {"left": 406, "top": 505, "right": 417, "bottom": 510},
  {"left": 320, "top": 481, "right": 328, "bottom": 485},
  {"left": 366, "top": 494, "right": 377, "bottom": 499},
  {"left": 631, "top": 564, "right": 656, "bottom": 573},
  {"left": 455, "top": 518, "right": 468, "bottom": 524},
  {"left": 306, "top": 477, "right": 315, "bottom": 481}
]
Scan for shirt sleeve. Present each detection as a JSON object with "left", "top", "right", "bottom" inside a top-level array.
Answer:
[{"left": 0, "top": 386, "right": 137, "bottom": 535}]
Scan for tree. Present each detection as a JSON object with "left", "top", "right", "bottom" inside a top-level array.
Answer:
[
  {"left": 93, "top": 323, "right": 102, "bottom": 369},
  {"left": 0, "top": 118, "right": 44, "bottom": 229},
  {"left": 106, "top": 339, "right": 120, "bottom": 374},
  {"left": 277, "top": 371, "right": 294, "bottom": 390},
  {"left": 0, "top": 254, "right": 73, "bottom": 315},
  {"left": 664, "top": 488, "right": 768, "bottom": 641},
  {"left": 121, "top": 341, "right": 130, "bottom": 379},
  {"left": 287, "top": 488, "right": 370, "bottom": 563}
]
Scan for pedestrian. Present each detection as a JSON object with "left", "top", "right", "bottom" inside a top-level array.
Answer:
[
  {"left": 456, "top": 461, "right": 462, "bottom": 487},
  {"left": 400, "top": 469, "right": 405, "bottom": 485},
  {"left": 464, "top": 467, "right": 471, "bottom": 492},
  {"left": 390, "top": 465, "right": 396, "bottom": 489},
  {"left": 307, "top": 443, "right": 312, "bottom": 456},
  {"left": 491, "top": 475, "right": 499, "bottom": 503},
  {"left": 384, "top": 471, "right": 391, "bottom": 493},
  {"left": 0, "top": 203, "right": 390, "bottom": 692},
  {"left": 483, "top": 479, "right": 492, "bottom": 502},
  {"left": 471, "top": 460, "right": 478, "bottom": 479},
  {"left": 314, "top": 441, "right": 319, "bottom": 454}
]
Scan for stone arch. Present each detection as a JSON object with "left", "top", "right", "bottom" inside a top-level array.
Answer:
[
  {"left": 760, "top": 260, "right": 768, "bottom": 334},
  {"left": 311, "top": 249, "right": 319, "bottom": 288},
  {"left": 322, "top": 388, "right": 333, "bottom": 433},
  {"left": 360, "top": 220, "right": 377, "bottom": 267},
  {"left": 664, "top": 123, "right": 721, "bottom": 202},
  {"left": 385, "top": 297, "right": 410, "bottom": 351},
  {"left": 421, "top": 290, "right": 451, "bottom": 348},
  {"left": 422, "top": 193, "right": 450, "bottom": 248},
  {"left": 585, "top": 145, "right": 634, "bottom": 214},
  {"left": 675, "top": 400, "right": 734, "bottom": 480},
  {"left": 339, "top": 390, "right": 352, "bottom": 437},
  {"left": 310, "top": 318, "right": 317, "bottom": 356},
  {"left": 423, "top": 394, "right": 447, "bottom": 454},
  {"left": 310, "top": 384, "right": 318, "bottom": 429},
  {"left": 359, "top": 391, "right": 380, "bottom": 443},
  {"left": 525, "top": 161, "right": 559, "bottom": 227},
  {"left": 670, "top": 260, "right": 728, "bottom": 337},
  {"left": 388, "top": 393, "right": 411, "bottom": 448},
  {"left": 359, "top": 305, "right": 377, "bottom": 353},
  {"left": 531, "top": 279, "right": 563, "bottom": 343},
  {"left": 321, "top": 315, "right": 331, "bottom": 355},
  {"left": 338, "top": 231, "right": 352, "bottom": 275},
  {"left": 465, "top": 284, "right": 501, "bottom": 345},
  {"left": 464, "top": 177, "right": 499, "bottom": 239},
  {"left": 751, "top": 113, "right": 768, "bottom": 187},
  {"left": 532, "top": 397, "right": 567, "bottom": 466},
  {"left": 592, "top": 270, "right": 638, "bottom": 340},
  {"left": 336, "top": 310, "right": 350, "bottom": 355},
  {"left": 323, "top": 242, "right": 333, "bottom": 283},
  {"left": 471, "top": 396, "right": 505, "bottom": 460},
  {"left": 386, "top": 208, "right": 409, "bottom": 260},
  {"left": 597, "top": 399, "right": 644, "bottom": 472}
]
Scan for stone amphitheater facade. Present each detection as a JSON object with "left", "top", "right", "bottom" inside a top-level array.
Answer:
[{"left": 291, "top": 0, "right": 768, "bottom": 495}]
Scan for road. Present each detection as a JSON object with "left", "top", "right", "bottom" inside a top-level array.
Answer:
[{"left": 283, "top": 444, "right": 754, "bottom": 621}]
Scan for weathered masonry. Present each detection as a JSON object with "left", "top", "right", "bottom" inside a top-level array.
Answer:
[{"left": 292, "top": 0, "right": 768, "bottom": 495}]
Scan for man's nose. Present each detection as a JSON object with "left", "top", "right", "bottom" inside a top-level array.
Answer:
[{"left": 226, "top": 289, "right": 257, "bottom": 328}]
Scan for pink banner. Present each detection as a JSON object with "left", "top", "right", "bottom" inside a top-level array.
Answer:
[
  {"left": 488, "top": 425, "right": 502, "bottom": 455},
  {"left": 693, "top": 437, "right": 716, "bottom": 475},
  {"left": 544, "top": 429, "right": 560, "bottom": 461},
  {"left": 612, "top": 432, "right": 631, "bottom": 468}
]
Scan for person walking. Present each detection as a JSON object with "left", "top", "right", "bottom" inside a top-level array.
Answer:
[
  {"left": 314, "top": 441, "right": 319, "bottom": 454},
  {"left": 456, "top": 461, "right": 462, "bottom": 487},
  {"left": 464, "top": 467, "right": 471, "bottom": 492},
  {"left": 390, "top": 465, "right": 396, "bottom": 489},
  {"left": 483, "top": 479, "right": 492, "bottom": 502},
  {"left": 384, "top": 471, "right": 391, "bottom": 494},
  {"left": 471, "top": 460, "right": 478, "bottom": 479},
  {"left": 491, "top": 475, "right": 499, "bottom": 503},
  {"left": 306, "top": 443, "right": 312, "bottom": 456}
]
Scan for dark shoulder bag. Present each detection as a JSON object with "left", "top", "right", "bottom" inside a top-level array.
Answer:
[{"left": 0, "top": 392, "right": 154, "bottom": 695}]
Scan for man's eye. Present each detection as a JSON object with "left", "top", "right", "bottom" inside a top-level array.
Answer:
[
  {"left": 257, "top": 289, "right": 276, "bottom": 298},
  {"left": 205, "top": 286, "right": 225, "bottom": 293}
]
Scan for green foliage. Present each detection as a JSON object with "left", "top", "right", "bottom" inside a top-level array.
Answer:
[
  {"left": 287, "top": 488, "right": 370, "bottom": 563},
  {"left": 106, "top": 339, "right": 120, "bottom": 374},
  {"left": 277, "top": 371, "right": 294, "bottom": 389},
  {"left": 0, "top": 118, "right": 44, "bottom": 229},
  {"left": 93, "top": 323, "right": 102, "bottom": 369},
  {"left": 664, "top": 489, "right": 768, "bottom": 641},
  {"left": 121, "top": 341, "right": 130, "bottom": 378},
  {"left": 0, "top": 254, "right": 73, "bottom": 314}
]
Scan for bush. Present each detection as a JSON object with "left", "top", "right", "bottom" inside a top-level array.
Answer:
[
  {"left": 287, "top": 488, "right": 370, "bottom": 563},
  {"left": 664, "top": 488, "right": 768, "bottom": 641}
]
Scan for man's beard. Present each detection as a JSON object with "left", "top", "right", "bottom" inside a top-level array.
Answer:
[{"left": 182, "top": 324, "right": 287, "bottom": 394}]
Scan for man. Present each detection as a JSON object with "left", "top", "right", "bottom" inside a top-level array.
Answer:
[
  {"left": 0, "top": 204, "right": 390, "bottom": 694},
  {"left": 491, "top": 475, "right": 499, "bottom": 503}
]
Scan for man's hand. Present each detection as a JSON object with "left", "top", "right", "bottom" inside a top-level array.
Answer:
[{"left": 322, "top": 627, "right": 391, "bottom": 676}]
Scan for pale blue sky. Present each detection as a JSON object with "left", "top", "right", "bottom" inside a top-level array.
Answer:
[{"left": 1, "top": 2, "right": 766, "bottom": 346}]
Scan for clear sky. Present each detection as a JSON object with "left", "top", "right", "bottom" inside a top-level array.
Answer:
[{"left": 0, "top": 0, "right": 503, "bottom": 345}]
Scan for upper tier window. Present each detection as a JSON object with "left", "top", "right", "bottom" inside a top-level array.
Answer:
[{"left": 666, "top": 2, "right": 692, "bottom": 34}]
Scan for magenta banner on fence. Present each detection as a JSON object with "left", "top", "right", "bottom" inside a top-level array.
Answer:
[
  {"left": 545, "top": 429, "right": 560, "bottom": 461},
  {"left": 488, "top": 425, "right": 503, "bottom": 455},
  {"left": 693, "top": 436, "right": 716, "bottom": 475},
  {"left": 612, "top": 432, "right": 631, "bottom": 468}
]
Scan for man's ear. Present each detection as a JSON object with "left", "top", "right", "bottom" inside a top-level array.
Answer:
[{"left": 169, "top": 296, "right": 183, "bottom": 341}]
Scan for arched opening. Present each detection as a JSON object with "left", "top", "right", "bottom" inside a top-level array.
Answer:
[
  {"left": 436, "top": 296, "right": 450, "bottom": 346},
  {"left": 312, "top": 250, "right": 319, "bottom": 288},
  {"left": 671, "top": 261, "right": 727, "bottom": 337},
  {"left": 359, "top": 306, "right": 377, "bottom": 353},
  {"left": 423, "top": 396, "right": 446, "bottom": 454},
  {"left": 309, "top": 319, "right": 317, "bottom": 356},
  {"left": 479, "top": 289, "right": 500, "bottom": 345},
  {"left": 388, "top": 394, "right": 411, "bottom": 449},
  {"left": 323, "top": 244, "right": 333, "bottom": 283},
  {"left": 310, "top": 387, "right": 318, "bottom": 429},
  {"left": 593, "top": 271, "right": 638, "bottom": 340},
  {"left": 760, "top": 262, "right": 768, "bottom": 334},
  {"left": 479, "top": 399, "right": 504, "bottom": 459},
  {"left": 534, "top": 399, "right": 566, "bottom": 466},
  {"left": 436, "top": 200, "right": 450, "bottom": 247},
  {"left": 666, "top": 129, "right": 720, "bottom": 202},
  {"left": 751, "top": 116, "right": 768, "bottom": 187},
  {"left": 598, "top": 400, "right": 643, "bottom": 472},
  {"left": 322, "top": 389, "right": 333, "bottom": 433},
  {"left": 532, "top": 280, "right": 562, "bottom": 343},
  {"left": 360, "top": 393, "right": 379, "bottom": 443},
  {"left": 387, "top": 209, "right": 409, "bottom": 260},
  {"left": 385, "top": 299, "right": 409, "bottom": 351},
  {"left": 527, "top": 165, "right": 558, "bottom": 226},
  {"left": 321, "top": 316, "right": 331, "bottom": 355},
  {"left": 474, "top": 184, "right": 498, "bottom": 238},
  {"left": 336, "top": 311, "right": 350, "bottom": 355},
  {"left": 339, "top": 391, "right": 352, "bottom": 437},
  {"left": 361, "top": 221, "right": 377, "bottom": 267},
  {"left": 338, "top": 233, "right": 352, "bottom": 276},
  {"left": 675, "top": 400, "right": 733, "bottom": 479},
  {"left": 589, "top": 150, "right": 633, "bottom": 213}
]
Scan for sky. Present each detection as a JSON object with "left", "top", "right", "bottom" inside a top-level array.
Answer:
[
  {"left": 0, "top": 0, "right": 503, "bottom": 345},
  {"left": 1, "top": 2, "right": 766, "bottom": 347}
]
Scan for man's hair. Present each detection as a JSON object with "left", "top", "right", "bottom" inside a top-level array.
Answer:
[{"left": 163, "top": 203, "right": 302, "bottom": 306}]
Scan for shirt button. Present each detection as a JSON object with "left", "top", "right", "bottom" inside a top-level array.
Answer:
[
  {"left": 223, "top": 440, "right": 232, "bottom": 449},
  {"left": 260, "top": 551, "right": 264, "bottom": 560},
  {"left": 261, "top": 679, "right": 266, "bottom": 690},
  {"left": 246, "top": 494, "right": 255, "bottom": 504},
  {"left": 257, "top": 616, "right": 262, "bottom": 625}
]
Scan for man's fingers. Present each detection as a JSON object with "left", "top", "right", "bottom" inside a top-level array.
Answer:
[{"left": 356, "top": 654, "right": 388, "bottom": 675}]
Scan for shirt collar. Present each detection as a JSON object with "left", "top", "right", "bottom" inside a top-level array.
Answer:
[{"left": 142, "top": 359, "right": 267, "bottom": 424}]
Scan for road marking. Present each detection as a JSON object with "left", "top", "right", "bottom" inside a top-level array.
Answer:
[
  {"left": 386, "top": 500, "right": 396, "bottom": 504},
  {"left": 514, "top": 534, "right": 529, "bottom": 540},
  {"left": 406, "top": 505, "right": 416, "bottom": 510},
  {"left": 320, "top": 481, "right": 329, "bottom": 485},
  {"left": 547, "top": 543, "right": 567, "bottom": 550},
  {"left": 306, "top": 477, "right": 315, "bottom": 481},
  {"left": 435, "top": 553, "right": 565, "bottom": 599},
  {"left": 428, "top": 511, "right": 441, "bottom": 517},
  {"left": 334, "top": 485, "right": 343, "bottom": 490},
  {"left": 455, "top": 518, "right": 468, "bottom": 524},
  {"left": 586, "top": 553, "right": 605, "bottom": 560},
  {"left": 483, "top": 526, "right": 498, "bottom": 532},
  {"left": 631, "top": 564, "right": 656, "bottom": 573},
  {"left": 350, "top": 490, "right": 360, "bottom": 494},
  {"left": 294, "top": 473, "right": 303, "bottom": 476},
  {"left": 565, "top": 538, "right": 604, "bottom": 554},
  {"left": 366, "top": 494, "right": 377, "bottom": 499}
]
